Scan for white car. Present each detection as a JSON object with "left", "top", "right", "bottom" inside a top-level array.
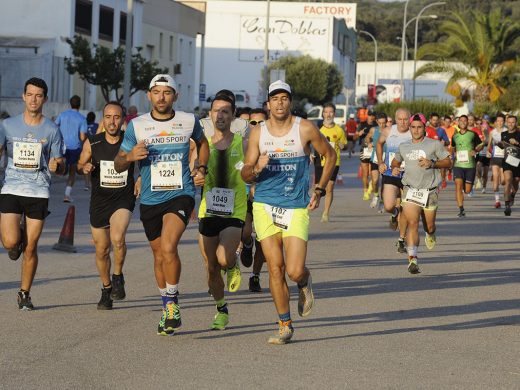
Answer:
[{"left": 307, "top": 104, "right": 347, "bottom": 128}]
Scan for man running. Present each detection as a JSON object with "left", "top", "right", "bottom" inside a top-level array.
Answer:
[
  {"left": 498, "top": 115, "right": 520, "bottom": 216},
  {"left": 241, "top": 80, "right": 335, "bottom": 344},
  {"left": 114, "top": 74, "right": 209, "bottom": 335},
  {"left": 55, "top": 95, "right": 87, "bottom": 202},
  {"left": 358, "top": 111, "right": 376, "bottom": 200},
  {"left": 317, "top": 103, "right": 347, "bottom": 222},
  {"left": 487, "top": 114, "right": 507, "bottom": 208},
  {"left": 197, "top": 92, "right": 246, "bottom": 330},
  {"left": 345, "top": 113, "right": 358, "bottom": 157},
  {"left": 366, "top": 112, "right": 387, "bottom": 209},
  {"left": 391, "top": 114, "right": 451, "bottom": 274},
  {"left": 77, "top": 101, "right": 137, "bottom": 310},
  {"left": 0, "top": 77, "right": 66, "bottom": 310},
  {"left": 376, "top": 108, "right": 412, "bottom": 253},
  {"left": 451, "top": 115, "right": 483, "bottom": 217}
]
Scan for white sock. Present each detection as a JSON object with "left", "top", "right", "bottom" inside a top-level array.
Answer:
[
  {"left": 407, "top": 246, "right": 417, "bottom": 257},
  {"left": 166, "top": 283, "right": 178, "bottom": 296},
  {"left": 65, "top": 186, "right": 72, "bottom": 197},
  {"left": 159, "top": 287, "right": 167, "bottom": 296}
]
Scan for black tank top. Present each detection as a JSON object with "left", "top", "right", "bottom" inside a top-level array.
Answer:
[{"left": 89, "top": 131, "right": 135, "bottom": 206}]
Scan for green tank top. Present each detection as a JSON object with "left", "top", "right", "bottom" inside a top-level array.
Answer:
[
  {"left": 198, "top": 133, "right": 247, "bottom": 220},
  {"left": 452, "top": 130, "right": 479, "bottom": 168}
]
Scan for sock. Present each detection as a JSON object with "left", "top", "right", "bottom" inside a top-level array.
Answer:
[
  {"left": 159, "top": 287, "right": 168, "bottom": 308},
  {"left": 103, "top": 283, "right": 112, "bottom": 289},
  {"left": 166, "top": 283, "right": 178, "bottom": 304},
  {"left": 407, "top": 246, "right": 417, "bottom": 257},
  {"left": 459, "top": 206, "right": 464, "bottom": 212},
  {"left": 243, "top": 237, "right": 253, "bottom": 248},
  {"left": 216, "top": 298, "right": 228, "bottom": 314},
  {"left": 279, "top": 312, "right": 291, "bottom": 323},
  {"left": 495, "top": 192, "right": 500, "bottom": 201},
  {"left": 65, "top": 186, "right": 72, "bottom": 197}
]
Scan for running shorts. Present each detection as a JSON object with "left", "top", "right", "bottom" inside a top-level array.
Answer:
[
  {"left": 90, "top": 200, "right": 135, "bottom": 229},
  {"left": 65, "top": 148, "right": 82, "bottom": 166},
  {"left": 140, "top": 195, "right": 194, "bottom": 241},
  {"left": 402, "top": 187, "right": 439, "bottom": 211},
  {"left": 453, "top": 167, "right": 476, "bottom": 184},
  {"left": 252, "top": 202, "right": 309, "bottom": 242},
  {"left": 0, "top": 194, "right": 49, "bottom": 220},
  {"left": 199, "top": 217, "right": 244, "bottom": 237}
]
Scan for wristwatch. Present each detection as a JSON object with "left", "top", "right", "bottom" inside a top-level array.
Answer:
[
  {"left": 315, "top": 186, "right": 326, "bottom": 196},
  {"left": 197, "top": 165, "right": 208, "bottom": 174}
]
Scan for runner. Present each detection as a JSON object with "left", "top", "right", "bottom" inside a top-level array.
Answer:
[
  {"left": 366, "top": 112, "right": 387, "bottom": 209},
  {"left": 391, "top": 113, "right": 451, "bottom": 273},
  {"left": 0, "top": 77, "right": 66, "bottom": 310},
  {"left": 317, "top": 103, "right": 347, "bottom": 222},
  {"left": 487, "top": 114, "right": 507, "bottom": 208},
  {"left": 451, "top": 115, "right": 483, "bottom": 217},
  {"left": 376, "top": 108, "right": 412, "bottom": 253},
  {"left": 198, "top": 92, "right": 246, "bottom": 329},
  {"left": 345, "top": 113, "right": 358, "bottom": 157},
  {"left": 114, "top": 74, "right": 209, "bottom": 335},
  {"left": 241, "top": 80, "right": 335, "bottom": 344},
  {"left": 498, "top": 115, "right": 520, "bottom": 216},
  {"left": 357, "top": 111, "right": 376, "bottom": 200},
  {"left": 55, "top": 95, "right": 87, "bottom": 202},
  {"left": 475, "top": 117, "right": 490, "bottom": 192},
  {"left": 77, "top": 101, "right": 137, "bottom": 310}
]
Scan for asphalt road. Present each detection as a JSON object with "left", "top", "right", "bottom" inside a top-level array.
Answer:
[{"left": 0, "top": 153, "right": 518, "bottom": 389}]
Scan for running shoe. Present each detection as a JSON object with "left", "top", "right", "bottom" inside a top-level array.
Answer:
[
  {"left": 157, "top": 309, "right": 173, "bottom": 336},
  {"left": 320, "top": 213, "right": 329, "bottom": 223},
  {"left": 389, "top": 214, "right": 399, "bottom": 231},
  {"left": 467, "top": 190, "right": 474, "bottom": 198},
  {"left": 448, "top": 172, "right": 453, "bottom": 181},
  {"left": 17, "top": 290, "right": 34, "bottom": 311},
  {"left": 110, "top": 273, "right": 126, "bottom": 300},
  {"left": 240, "top": 240, "right": 253, "bottom": 267},
  {"left": 474, "top": 179, "right": 482, "bottom": 190},
  {"left": 407, "top": 256, "right": 420, "bottom": 274},
  {"left": 396, "top": 239, "right": 406, "bottom": 253},
  {"left": 363, "top": 191, "right": 370, "bottom": 201},
  {"left": 367, "top": 181, "right": 373, "bottom": 195},
  {"left": 226, "top": 261, "right": 242, "bottom": 292},
  {"left": 457, "top": 210, "right": 466, "bottom": 217},
  {"left": 97, "top": 287, "right": 113, "bottom": 310},
  {"left": 211, "top": 312, "right": 229, "bottom": 330},
  {"left": 504, "top": 206, "right": 512, "bottom": 216},
  {"left": 441, "top": 180, "right": 447, "bottom": 189},
  {"left": 164, "top": 302, "right": 182, "bottom": 332},
  {"left": 63, "top": 196, "right": 73, "bottom": 203},
  {"left": 481, "top": 188, "right": 486, "bottom": 194},
  {"left": 268, "top": 320, "right": 294, "bottom": 345},
  {"left": 494, "top": 201, "right": 501, "bottom": 209},
  {"left": 425, "top": 234, "right": 436, "bottom": 250},
  {"left": 370, "top": 196, "right": 379, "bottom": 208},
  {"left": 298, "top": 274, "right": 314, "bottom": 317},
  {"left": 8, "top": 226, "right": 24, "bottom": 261},
  {"left": 249, "top": 275, "right": 262, "bottom": 293}
]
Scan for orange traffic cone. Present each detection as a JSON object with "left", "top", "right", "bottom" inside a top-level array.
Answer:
[
  {"left": 53, "top": 205, "right": 77, "bottom": 253},
  {"left": 336, "top": 173, "right": 344, "bottom": 185}
]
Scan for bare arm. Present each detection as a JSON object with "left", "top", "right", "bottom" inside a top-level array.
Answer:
[
  {"left": 241, "top": 126, "right": 264, "bottom": 184},
  {"left": 376, "top": 129, "right": 389, "bottom": 173},
  {"left": 76, "top": 138, "right": 93, "bottom": 175},
  {"left": 114, "top": 140, "right": 148, "bottom": 173},
  {"left": 191, "top": 133, "right": 209, "bottom": 186}
]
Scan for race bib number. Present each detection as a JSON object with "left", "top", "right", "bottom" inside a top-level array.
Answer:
[
  {"left": 151, "top": 161, "right": 183, "bottom": 191},
  {"left": 505, "top": 154, "right": 520, "bottom": 167},
  {"left": 13, "top": 142, "right": 42, "bottom": 169},
  {"left": 456, "top": 150, "right": 470, "bottom": 163},
  {"left": 100, "top": 160, "right": 128, "bottom": 188},
  {"left": 264, "top": 205, "right": 294, "bottom": 231},
  {"left": 405, "top": 188, "right": 429, "bottom": 207},
  {"left": 206, "top": 188, "right": 235, "bottom": 216},
  {"left": 494, "top": 146, "right": 505, "bottom": 158}
]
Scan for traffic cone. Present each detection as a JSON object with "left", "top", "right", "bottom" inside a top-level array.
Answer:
[
  {"left": 336, "top": 173, "right": 344, "bottom": 185},
  {"left": 53, "top": 205, "right": 77, "bottom": 253}
]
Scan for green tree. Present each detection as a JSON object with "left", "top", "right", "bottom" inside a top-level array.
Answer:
[
  {"left": 64, "top": 35, "right": 168, "bottom": 104},
  {"left": 414, "top": 9, "right": 520, "bottom": 107},
  {"left": 267, "top": 55, "right": 343, "bottom": 106}
]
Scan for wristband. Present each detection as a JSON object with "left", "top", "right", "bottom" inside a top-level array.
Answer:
[
  {"left": 198, "top": 165, "right": 208, "bottom": 174},
  {"left": 315, "top": 187, "right": 326, "bottom": 196}
]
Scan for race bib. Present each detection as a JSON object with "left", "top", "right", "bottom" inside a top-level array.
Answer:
[
  {"left": 405, "top": 188, "right": 429, "bottom": 207},
  {"left": 206, "top": 187, "right": 235, "bottom": 216},
  {"left": 264, "top": 205, "right": 294, "bottom": 231},
  {"left": 505, "top": 154, "right": 520, "bottom": 167},
  {"left": 100, "top": 160, "right": 128, "bottom": 188},
  {"left": 13, "top": 142, "right": 42, "bottom": 170},
  {"left": 362, "top": 147, "right": 373, "bottom": 159},
  {"left": 494, "top": 146, "right": 505, "bottom": 158},
  {"left": 456, "top": 150, "right": 470, "bottom": 163},
  {"left": 151, "top": 161, "right": 183, "bottom": 191}
]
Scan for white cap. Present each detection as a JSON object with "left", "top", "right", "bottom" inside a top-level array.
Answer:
[
  {"left": 149, "top": 74, "right": 177, "bottom": 92},
  {"left": 349, "top": 113, "right": 355, "bottom": 118},
  {"left": 268, "top": 80, "right": 291, "bottom": 97}
]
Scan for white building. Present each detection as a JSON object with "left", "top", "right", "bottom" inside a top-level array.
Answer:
[{"left": 186, "top": 1, "right": 357, "bottom": 107}]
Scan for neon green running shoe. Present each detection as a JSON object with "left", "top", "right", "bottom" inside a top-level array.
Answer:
[
  {"left": 157, "top": 309, "right": 173, "bottom": 336},
  {"left": 408, "top": 256, "right": 420, "bottom": 274},
  {"left": 211, "top": 312, "right": 229, "bottom": 330},
  {"left": 425, "top": 233, "right": 436, "bottom": 250},
  {"left": 226, "top": 261, "right": 241, "bottom": 292},
  {"left": 164, "top": 302, "right": 182, "bottom": 333}
]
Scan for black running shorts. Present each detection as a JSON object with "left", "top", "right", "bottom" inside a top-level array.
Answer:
[
  {"left": 140, "top": 196, "right": 195, "bottom": 241},
  {"left": 199, "top": 217, "right": 244, "bottom": 237},
  {"left": 0, "top": 194, "right": 49, "bottom": 220}
]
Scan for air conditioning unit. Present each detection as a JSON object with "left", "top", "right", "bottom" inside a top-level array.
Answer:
[{"left": 174, "top": 63, "right": 182, "bottom": 74}]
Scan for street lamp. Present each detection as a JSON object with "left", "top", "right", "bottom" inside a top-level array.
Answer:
[
  {"left": 399, "top": 0, "right": 410, "bottom": 102},
  {"left": 359, "top": 30, "right": 378, "bottom": 86},
  {"left": 413, "top": 2, "right": 446, "bottom": 100},
  {"left": 396, "top": 37, "right": 408, "bottom": 60},
  {"left": 399, "top": 15, "right": 437, "bottom": 60}
]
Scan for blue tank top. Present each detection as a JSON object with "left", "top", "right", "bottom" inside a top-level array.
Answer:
[
  {"left": 383, "top": 125, "right": 412, "bottom": 177},
  {"left": 254, "top": 117, "right": 310, "bottom": 208}
]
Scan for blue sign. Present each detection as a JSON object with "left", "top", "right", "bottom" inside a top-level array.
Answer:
[{"left": 199, "top": 83, "right": 206, "bottom": 100}]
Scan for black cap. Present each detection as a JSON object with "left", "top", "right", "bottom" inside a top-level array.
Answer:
[{"left": 368, "top": 110, "right": 376, "bottom": 116}]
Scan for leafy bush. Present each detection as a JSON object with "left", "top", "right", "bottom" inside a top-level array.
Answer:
[{"left": 374, "top": 100, "right": 454, "bottom": 118}]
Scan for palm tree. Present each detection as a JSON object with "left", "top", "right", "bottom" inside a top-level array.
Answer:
[{"left": 414, "top": 8, "right": 520, "bottom": 104}]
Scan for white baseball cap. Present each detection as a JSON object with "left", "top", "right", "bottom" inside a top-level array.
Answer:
[
  {"left": 349, "top": 113, "right": 355, "bottom": 118},
  {"left": 149, "top": 74, "right": 177, "bottom": 92},
  {"left": 268, "top": 80, "right": 292, "bottom": 97}
]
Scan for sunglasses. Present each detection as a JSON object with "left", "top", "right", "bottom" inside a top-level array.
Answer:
[{"left": 249, "top": 120, "right": 264, "bottom": 126}]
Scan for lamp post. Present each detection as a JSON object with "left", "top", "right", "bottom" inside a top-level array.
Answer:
[
  {"left": 263, "top": 0, "right": 271, "bottom": 101},
  {"left": 413, "top": 2, "right": 446, "bottom": 100},
  {"left": 359, "top": 30, "right": 378, "bottom": 86},
  {"left": 123, "top": 0, "right": 133, "bottom": 111},
  {"left": 399, "top": 0, "right": 410, "bottom": 102}
]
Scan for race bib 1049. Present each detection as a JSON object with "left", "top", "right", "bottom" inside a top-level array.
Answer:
[
  {"left": 206, "top": 187, "right": 235, "bottom": 216},
  {"left": 151, "top": 161, "right": 183, "bottom": 191}
]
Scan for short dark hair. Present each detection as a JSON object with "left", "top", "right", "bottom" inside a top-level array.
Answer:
[
  {"left": 24, "top": 77, "right": 48, "bottom": 98},
  {"left": 430, "top": 112, "right": 439, "bottom": 118},
  {"left": 86, "top": 111, "right": 96, "bottom": 123},
  {"left": 496, "top": 113, "right": 506, "bottom": 120},
  {"left": 211, "top": 90, "right": 236, "bottom": 112},
  {"left": 376, "top": 112, "right": 387, "bottom": 120},
  {"left": 507, "top": 114, "right": 517, "bottom": 122},
  {"left": 235, "top": 106, "right": 252, "bottom": 118},
  {"left": 250, "top": 108, "right": 268, "bottom": 118},
  {"left": 459, "top": 114, "right": 468, "bottom": 120},
  {"left": 323, "top": 103, "right": 336, "bottom": 113},
  {"left": 70, "top": 95, "right": 81, "bottom": 109},
  {"left": 103, "top": 101, "right": 123, "bottom": 114}
]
